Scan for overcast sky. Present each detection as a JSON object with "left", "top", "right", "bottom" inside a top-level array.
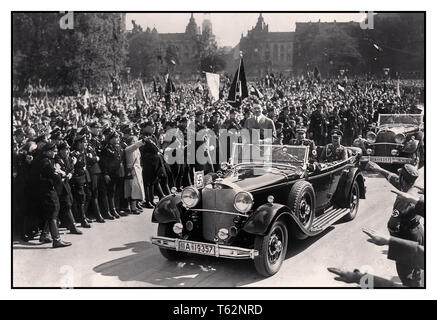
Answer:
[{"left": 126, "top": 13, "right": 367, "bottom": 47}]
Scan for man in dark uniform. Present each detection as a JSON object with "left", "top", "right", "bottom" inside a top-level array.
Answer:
[
  {"left": 99, "top": 129, "right": 124, "bottom": 219},
  {"left": 309, "top": 103, "right": 328, "bottom": 146},
  {"left": 289, "top": 126, "right": 317, "bottom": 163},
  {"left": 55, "top": 141, "right": 83, "bottom": 234},
  {"left": 140, "top": 122, "right": 162, "bottom": 208},
  {"left": 367, "top": 161, "right": 423, "bottom": 287},
  {"left": 70, "top": 134, "right": 93, "bottom": 227},
  {"left": 319, "top": 128, "right": 348, "bottom": 163},
  {"left": 86, "top": 122, "right": 106, "bottom": 222},
  {"left": 339, "top": 104, "right": 357, "bottom": 146},
  {"left": 36, "top": 142, "right": 71, "bottom": 248}
]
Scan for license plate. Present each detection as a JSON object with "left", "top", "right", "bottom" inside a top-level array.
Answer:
[
  {"left": 369, "top": 156, "right": 393, "bottom": 163},
  {"left": 178, "top": 240, "right": 216, "bottom": 256}
]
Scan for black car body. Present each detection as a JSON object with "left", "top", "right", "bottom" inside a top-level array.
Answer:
[
  {"left": 151, "top": 144, "right": 366, "bottom": 276},
  {"left": 357, "top": 114, "right": 424, "bottom": 166}
]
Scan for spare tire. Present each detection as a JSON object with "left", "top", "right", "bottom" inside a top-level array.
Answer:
[{"left": 287, "top": 181, "right": 316, "bottom": 231}]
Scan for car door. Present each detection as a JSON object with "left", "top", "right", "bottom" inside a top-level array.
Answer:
[{"left": 307, "top": 169, "right": 332, "bottom": 209}]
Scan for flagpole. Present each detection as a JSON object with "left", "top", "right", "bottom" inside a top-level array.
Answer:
[{"left": 235, "top": 52, "right": 243, "bottom": 103}]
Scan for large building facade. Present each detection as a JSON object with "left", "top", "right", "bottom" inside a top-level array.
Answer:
[
  {"left": 238, "top": 14, "right": 295, "bottom": 77},
  {"left": 138, "top": 13, "right": 214, "bottom": 78}
]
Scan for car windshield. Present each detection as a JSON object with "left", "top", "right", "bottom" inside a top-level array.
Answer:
[
  {"left": 378, "top": 114, "right": 423, "bottom": 126},
  {"left": 231, "top": 144, "right": 308, "bottom": 166}
]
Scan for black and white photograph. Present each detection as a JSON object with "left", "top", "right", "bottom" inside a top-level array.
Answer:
[{"left": 10, "top": 9, "right": 426, "bottom": 291}]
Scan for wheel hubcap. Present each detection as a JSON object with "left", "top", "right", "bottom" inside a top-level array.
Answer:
[
  {"left": 299, "top": 198, "right": 311, "bottom": 224},
  {"left": 268, "top": 229, "right": 283, "bottom": 264}
]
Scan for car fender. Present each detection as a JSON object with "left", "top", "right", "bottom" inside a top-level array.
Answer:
[
  {"left": 333, "top": 167, "right": 366, "bottom": 207},
  {"left": 151, "top": 194, "right": 184, "bottom": 224},
  {"left": 243, "top": 203, "right": 307, "bottom": 236}
]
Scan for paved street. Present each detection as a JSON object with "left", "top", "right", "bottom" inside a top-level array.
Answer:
[{"left": 13, "top": 171, "right": 424, "bottom": 287}]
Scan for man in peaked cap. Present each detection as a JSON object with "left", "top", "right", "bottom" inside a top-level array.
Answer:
[
  {"left": 289, "top": 126, "right": 317, "bottom": 162},
  {"left": 367, "top": 161, "right": 422, "bottom": 287},
  {"left": 35, "top": 141, "right": 72, "bottom": 248},
  {"left": 319, "top": 128, "right": 348, "bottom": 163}
]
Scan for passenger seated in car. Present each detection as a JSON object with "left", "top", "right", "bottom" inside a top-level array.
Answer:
[
  {"left": 319, "top": 128, "right": 348, "bottom": 163},
  {"left": 289, "top": 126, "right": 317, "bottom": 163}
]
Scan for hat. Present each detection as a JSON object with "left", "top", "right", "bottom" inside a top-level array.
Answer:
[
  {"left": 106, "top": 129, "right": 119, "bottom": 141},
  {"left": 331, "top": 128, "right": 343, "bottom": 137},
  {"left": 41, "top": 141, "right": 57, "bottom": 152},
  {"left": 50, "top": 128, "right": 63, "bottom": 140},
  {"left": 399, "top": 164, "right": 419, "bottom": 184},
  {"left": 120, "top": 124, "right": 132, "bottom": 135},
  {"left": 79, "top": 127, "right": 90, "bottom": 135},
  {"left": 14, "top": 128, "right": 25, "bottom": 137},
  {"left": 34, "top": 134, "right": 48, "bottom": 144},
  {"left": 57, "top": 141, "right": 70, "bottom": 150},
  {"left": 89, "top": 121, "right": 102, "bottom": 129},
  {"left": 102, "top": 127, "right": 112, "bottom": 137},
  {"left": 296, "top": 126, "right": 307, "bottom": 134}
]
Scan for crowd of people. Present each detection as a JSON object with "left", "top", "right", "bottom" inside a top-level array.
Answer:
[{"left": 12, "top": 74, "right": 424, "bottom": 252}]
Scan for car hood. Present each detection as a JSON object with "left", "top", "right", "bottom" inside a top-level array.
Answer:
[{"left": 215, "top": 165, "right": 303, "bottom": 192}]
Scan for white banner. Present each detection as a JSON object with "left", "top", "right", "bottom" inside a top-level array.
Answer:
[{"left": 205, "top": 72, "right": 220, "bottom": 102}]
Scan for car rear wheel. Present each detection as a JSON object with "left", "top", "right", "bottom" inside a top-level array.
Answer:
[
  {"left": 287, "top": 181, "right": 315, "bottom": 231},
  {"left": 343, "top": 181, "right": 360, "bottom": 221},
  {"left": 157, "top": 223, "right": 185, "bottom": 261},
  {"left": 254, "top": 218, "right": 288, "bottom": 277}
]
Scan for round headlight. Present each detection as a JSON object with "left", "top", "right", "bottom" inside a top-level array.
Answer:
[
  {"left": 172, "top": 222, "right": 183, "bottom": 235},
  {"left": 181, "top": 187, "right": 200, "bottom": 208},
  {"left": 218, "top": 228, "right": 229, "bottom": 240},
  {"left": 366, "top": 148, "right": 374, "bottom": 155},
  {"left": 391, "top": 149, "right": 399, "bottom": 156},
  {"left": 366, "top": 132, "right": 377, "bottom": 143},
  {"left": 394, "top": 133, "right": 406, "bottom": 144},
  {"left": 170, "top": 187, "right": 178, "bottom": 194},
  {"left": 234, "top": 191, "right": 254, "bottom": 213}
]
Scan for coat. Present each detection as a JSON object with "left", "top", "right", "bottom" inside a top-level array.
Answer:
[
  {"left": 244, "top": 115, "right": 277, "bottom": 140},
  {"left": 124, "top": 141, "right": 145, "bottom": 201}
]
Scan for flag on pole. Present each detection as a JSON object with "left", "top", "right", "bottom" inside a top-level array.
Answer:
[
  {"left": 136, "top": 81, "right": 148, "bottom": 103},
  {"left": 227, "top": 52, "right": 248, "bottom": 107},
  {"left": 396, "top": 78, "right": 401, "bottom": 98},
  {"left": 337, "top": 83, "right": 345, "bottom": 94},
  {"left": 205, "top": 72, "right": 220, "bottom": 102},
  {"left": 165, "top": 74, "right": 176, "bottom": 94},
  {"left": 314, "top": 66, "right": 321, "bottom": 83}
]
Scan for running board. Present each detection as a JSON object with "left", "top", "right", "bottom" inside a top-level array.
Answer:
[{"left": 309, "top": 206, "right": 350, "bottom": 233}]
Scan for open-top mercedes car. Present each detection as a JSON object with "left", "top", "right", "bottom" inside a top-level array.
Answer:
[
  {"left": 359, "top": 114, "right": 424, "bottom": 167},
  {"left": 150, "top": 143, "right": 366, "bottom": 276}
]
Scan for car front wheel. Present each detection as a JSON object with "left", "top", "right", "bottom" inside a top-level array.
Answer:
[
  {"left": 157, "top": 223, "right": 185, "bottom": 261},
  {"left": 254, "top": 218, "right": 288, "bottom": 277},
  {"left": 343, "top": 181, "right": 360, "bottom": 221}
]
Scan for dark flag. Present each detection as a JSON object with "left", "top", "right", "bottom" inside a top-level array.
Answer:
[
  {"left": 227, "top": 53, "right": 248, "bottom": 107},
  {"left": 165, "top": 74, "right": 176, "bottom": 94},
  {"left": 314, "top": 66, "right": 321, "bottom": 83}
]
